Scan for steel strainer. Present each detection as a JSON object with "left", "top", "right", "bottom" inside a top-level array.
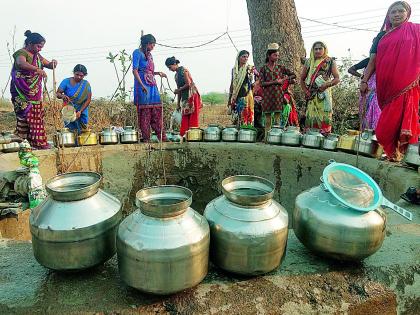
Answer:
[{"left": 321, "top": 160, "right": 413, "bottom": 221}]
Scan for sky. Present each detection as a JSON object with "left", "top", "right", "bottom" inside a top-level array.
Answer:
[{"left": 0, "top": 0, "right": 419, "bottom": 99}]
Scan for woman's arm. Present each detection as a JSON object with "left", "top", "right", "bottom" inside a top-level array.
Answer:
[
  {"left": 359, "top": 54, "right": 376, "bottom": 95},
  {"left": 16, "top": 55, "right": 46, "bottom": 77},
  {"left": 41, "top": 56, "right": 57, "bottom": 69},
  {"left": 320, "top": 61, "right": 340, "bottom": 91},
  {"left": 56, "top": 87, "right": 70, "bottom": 103},
  {"left": 133, "top": 68, "right": 147, "bottom": 93},
  {"left": 348, "top": 66, "right": 362, "bottom": 78},
  {"left": 76, "top": 92, "right": 92, "bottom": 119},
  {"left": 300, "top": 65, "right": 310, "bottom": 97}
]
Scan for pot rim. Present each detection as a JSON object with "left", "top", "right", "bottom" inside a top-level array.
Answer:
[
  {"left": 136, "top": 185, "right": 192, "bottom": 218},
  {"left": 222, "top": 175, "right": 274, "bottom": 206},
  {"left": 46, "top": 172, "right": 102, "bottom": 201}
]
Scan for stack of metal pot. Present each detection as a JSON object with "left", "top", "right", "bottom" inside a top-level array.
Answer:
[
  {"left": 30, "top": 172, "right": 122, "bottom": 270},
  {"left": 204, "top": 175, "right": 288, "bottom": 275},
  {"left": 117, "top": 186, "right": 209, "bottom": 294}
]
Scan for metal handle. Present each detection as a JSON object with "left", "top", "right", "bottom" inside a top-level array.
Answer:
[{"left": 382, "top": 197, "right": 413, "bottom": 221}]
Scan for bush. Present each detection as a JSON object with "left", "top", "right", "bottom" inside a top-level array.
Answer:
[{"left": 201, "top": 92, "right": 228, "bottom": 105}]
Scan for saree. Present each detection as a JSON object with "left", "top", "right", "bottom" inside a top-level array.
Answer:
[
  {"left": 375, "top": 21, "right": 420, "bottom": 158},
  {"left": 359, "top": 72, "right": 381, "bottom": 130},
  {"left": 304, "top": 44, "right": 334, "bottom": 134},
  {"left": 10, "top": 49, "right": 48, "bottom": 149}
]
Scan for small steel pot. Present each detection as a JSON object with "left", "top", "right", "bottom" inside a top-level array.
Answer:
[
  {"left": 99, "top": 127, "right": 119, "bottom": 145},
  {"left": 120, "top": 126, "right": 139, "bottom": 144},
  {"left": 0, "top": 132, "right": 12, "bottom": 145},
  {"left": 203, "top": 124, "right": 222, "bottom": 142},
  {"left": 238, "top": 128, "right": 257, "bottom": 143},
  {"left": 172, "top": 132, "right": 182, "bottom": 143},
  {"left": 222, "top": 125, "right": 238, "bottom": 142},
  {"left": 302, "top": 129, "right": 324, "bottom": 148},
  {"left": 267, "top": 125, "right": 283, "bottom": 144},
  {"left": 280, "top": 126, "right": 301, "bottom": 146},
  {"left": 322, "top": 134, "right": 339, "bottom": 151},
  {"left": 186, "top": 127, "right": 203, "bottom": 142},
  {"left": 166, "top": 132, "right": 174, "bottom": 142},
  {"left": 54, "top": 128, "right": 76, "bottom": 148},
  {"left": 354, "top": 129, "right": 378, "bottom": 157},
  {"left": 404, "top": 142, "right": 420, "bottom": 167},
  {"left": 2, "top": 142, "right": 20, "bottom": 153},
  {"left": 78, "top": 130, "right": 98, "bottom": 146}
]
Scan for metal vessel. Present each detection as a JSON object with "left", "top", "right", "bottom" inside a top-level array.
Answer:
[
  {"left": 150, "top": 132, "right": 159, "bottom": 143},
  {"left": 294, "top": 185, "right": 386, "bottom": 261},
  {"left": 99, "top": 127, "right": 119, "bottom": 145},
  {"left": 280, "top": 126, "right": 301, "bottom": 146},
  {"left": 78, "top": 129, "right": 98, "bottom": 146},
  {"left": 204, "top": 175, "right": 289, "bottom": 275},
  {"left": 30, "top": 172, "right": 122, "bottom": 270},
  {"left": 267, "top": 125, "right": 283, "bottom": 144},
  {"left": 203, "top": 124, "right": 222, "bottom": 142},
  {"left": 354, "top": 129, "right": 379, "bottom": 157},
  {"left": 2, "top": 142, "right": 20, "bottom": 153},
  {"left": 403, "top": 142, "right": 420, "bottom": 168},
  {"left": 120, "top": 126, "right": 139, "bottom": 144},
  {"left": 117, "top": 185, "right": 209, "bottom": 294},
  {"left": 54, "top": 128, "right": 76, "bottom": 148},
  {"left": 302, "top": 129, "right": 324, "bottom": 148},
  {"left": 171, "top": 131, "right": 182, "bottom": 143},
  {"left": 0, "top": 131, "right": 12, "bottom": 144},
  {"left": 238, "top": 128, "right": 257, "bottom": 143},
  {"left": 337, "top": 130, "right": 359, "bottom": 153},
  {"left": 186, "top": 127, "right": 203, "bottom": 142},
  {"left": 166, "top": 132, "right": 174, "bottom": 142},
  {"left": 222, "top": 125, "right": 238, "bottom": 142},
  {"left": 322, "top": 134, "right": 339, "bottom": 151}
]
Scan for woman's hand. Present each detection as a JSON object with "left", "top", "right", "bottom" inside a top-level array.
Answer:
[
  {"left": 174, "top": 88, "right": 180, "bottom": 95},
  {"left": 318, "top": 83, "right": 328, "bottom": 92},
  {"left": 50, "top": 59, "right": 58, "bottom": 69},
  {"left": 36, "top": 68, "right": 47, "bottom": 78},
  {"left": 159, "top": 72, "right": 167, "bottom": 78},
  {"left": 359, "top": 81, "right": 368, "bottom": 95},
  {"left": 62, "top": 95, "right": 71, "bottom": 103},
  {"left": 76, "top": 111, "right": 81, "bottom": 119},
  {"left": 141, "top": 84, "right": 147, "bottom": 94}
]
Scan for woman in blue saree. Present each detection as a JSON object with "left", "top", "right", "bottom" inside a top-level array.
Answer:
[{"left": 56, "top": 64, "right": 92, "bottom": 133}]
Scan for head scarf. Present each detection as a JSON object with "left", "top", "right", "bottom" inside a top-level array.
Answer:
[
  {"left": 305, "top": 41, "right": 329, "bottom": 85},
  {"left": 381, "top": 1, "right": 411, "bottom": 31},
  {"left": 231, "top": 50, "right": 250, "bottom": 100}
]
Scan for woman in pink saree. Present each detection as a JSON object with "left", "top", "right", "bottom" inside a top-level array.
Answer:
[{"left": 360, "top": 1, "right": 420, "bottom": 161}]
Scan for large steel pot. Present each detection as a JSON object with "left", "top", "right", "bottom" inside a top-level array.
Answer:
[
  {"left": 78, "top": 129, "right": 98, "bottom": 146},
  {"left": 99, "top": 127, "right": 119, "bottom": 145},
  {"left": 280, "top": 126, "right": 301, "bottom": 146},
  {"left": 238, "top": 128, "right": 257, "bottom": 143},
  {"left": 403, "top": 142, "right": 420, "bottom": 167},
  {"left": 267, "top": 125, "right": 283, "bottom": 144},
  {"left": 54, "top": 128, "right": 76, "bottom": 148},
  {"left": 322, "top": 134, "right": 339, "bottom": 151},
  {"left": 337, "top": 129, "right": 359, "bottom": 153},
  {"left": 117, "top": 185, "right": 210, "bottom": 294},
  {"left": 186, "top": 127, "right": 203, "bottom": 142},
  {"left": 204, "top": 175, "right": 289, "bottom": 275},
  {"left": 302, "top": 129, "right": 324, "bottom": 149},
  {"left": 222, "top": 125, "right": 238, "bottom": 142},
  {"left": 294, "top": 185, "right": 386, "bottom": 261},
  {"left": 203, "top": 124, "right": 222, "bottom": 142},
  {"left": 2, "top": 142, "right": 20, "bottom": 153},
  {"left": 354, "top": 129, "right": 378, "bottom": 157},
  {"left": 30, "top": 172, "right": 122, "bottom": 270},
  {"left": 120, "top": 126, "right": 139, "bottom": 144}
]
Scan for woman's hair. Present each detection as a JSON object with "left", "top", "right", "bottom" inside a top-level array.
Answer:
[
  {"left": 140, "top": 34, "right": 156, "bottom": 51},
  {"left": 388, "top": 1, "right": 411, "bottom": 16},
  {"left": 265, "top": 49, "right": 278, "bottom": 63},
  {"left": 312, "top": 41, "right": 326, "bottom": 50},
  {"left": 73, "top": 64, "right": 88, "bottom": 75},
  {"left": 237, "top": 50, "right": 250, "bottom": 65},
  {"left": 24, "top": 30, "right": 45, "bottom": 46}
]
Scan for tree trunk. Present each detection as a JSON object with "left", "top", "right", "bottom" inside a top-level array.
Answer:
[{"left": 246, "top": 0, "right": 305, "bottom": 74}]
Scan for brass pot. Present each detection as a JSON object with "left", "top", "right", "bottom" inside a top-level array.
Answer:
[
  {"left": 337, "top": 130, "right": 360, "bottom": 153},
  {"left": 186, "top": 127, "right": 203, "bottom": 142},
  {"left": 78, "top": 130, "right": 98, "bottom": 146}
]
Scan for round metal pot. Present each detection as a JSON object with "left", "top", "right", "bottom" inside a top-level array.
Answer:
[
  {"left": 117, "top": 185, "right": 209, "bottom": 294},
  {"left": 222, "top": 125, "right": 238, "bottom": 142},
  {"left": 30, "top": 172, "right": 122, "bottom": 270},
  {"left": 280, "top": 126, "right": 301, "bottom": 146},
  {"left": 354, "top": 129, "right": 378, "bottom": 157},
  {"left": 322, "top": 134, "right": 339, "bottom": 151},
  {"left": 0, "top": 132, "right": 12, "bottom": 144},
  {"left": 171, "top": 132, "right": 182, "bottom": 143},
  {"left": 238, "top": 128, "right": 257, "bottom": 143},
  {"left": 203, "top": 124, "right": 222, "bottom": 142},
  {"left": 267, "top": 125, "right": 283, "bottom": 144},
  {"left": 54, "top": 128, "right": 76, "bottom": 148},
  {"left": 166, "top": 132, "right": 174, "bottom": 142},
  {"left": 302, "top": 129, "right": 324, "bottom": 148},
  {"left": 337, "top": 130, "right": 359, "bottom": 153},
  {"left": 150, "top": 132, "right": 159, "bottom": 143},
  {"left": 2, "top": 142, "right": 20, "bottom": 153},
  {"left": 204, "top": 175, "right": 289, "bottom": 275},
  {"left": 294, "top": 185, "right": 386, "bottom": 261},
  {"left": 78, "top": 130, "right": 98, "bottom": 146},
  {"left": 186, "top": 127, "right": 203, "bottom": 142},
  {"left": 403, "top": 142, "right": 420, "bottom": 167},
  {"left": 99, "top": 127, "right": 119, "bottom": 145},
  {"left": 120, "top": 126, "right": 139, "bottom": 144}
]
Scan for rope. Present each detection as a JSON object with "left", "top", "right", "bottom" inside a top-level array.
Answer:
[
  {"left": 226, "top": 31, "right": 239, "bottom": 52},
  {"left": 355, "top": 93, "right": 367, "bottom": 168},
  {"left": 155, "top": 32, "right": 227, "bottom": 49},
  {"left": 109, "top": 61, "right": 133, "bottom": 102}
]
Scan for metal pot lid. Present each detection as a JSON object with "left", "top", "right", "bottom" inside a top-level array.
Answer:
[
  {"left": 136, "top": 185, "right": 192, "bottom": 218},
  {"left": 222, "top": 175, "right": 274, "bottom": 206},
  {"left": 46, "top": 172, "right": 102, "bottom": 201}
]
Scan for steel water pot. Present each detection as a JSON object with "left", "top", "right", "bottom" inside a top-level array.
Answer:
[
  {"left": 222, "top": 125, "right": 238, "bottom": 142},
  {"left": 204, "top": 175, "right": 289, "bottom": 275},
  {"left": 54, "top": 128, "right": 76, "bottom": 148},
  {"left": 99, "top": 127, "right": 119, "bottom": 145},
  {"left": 203, "top": 124, "right": 222, "bottom": 142},
  {"left": 267, "top": 125, "right": 283, "bottom": 144},
  {"left": 238, "top": 128, "right": 257, "bottom": 143},
  {"left": 403, "top": 142, "right": 420, "bottom": 168},
  {"left": 120, "top": 126, "right": 139, "bottom": 144},
  {"left": 354, "top": 129, "right": 378, "bottom": 157},
  {"left": 117, "top": 185, "right": 210, "bottom": 294},
  {"left": 30, "top": 172, "right": 122, "bottom": 270},
  {"left": 280, "top": 126, "right": 301, "bottom": 146},
  {"left": 294, "top": 185, "right": 386, "bottom": 261},
  {"left": 302, "top": 129, "right": 323, "bottom": 148},
  {"left": 322, "top": 134, "right": 339, "bottom": 151}
]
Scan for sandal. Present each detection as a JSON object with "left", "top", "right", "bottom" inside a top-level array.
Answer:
[{"left": 400, "top": 187, "right": 420, "bottom": 205}]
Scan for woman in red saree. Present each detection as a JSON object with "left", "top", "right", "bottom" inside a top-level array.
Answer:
[
  {"left": 10, "top": 30, "right": 57, "bottom": 149},
  {"left": 361, "top": 1, "right": 420, "bottom": 161}
]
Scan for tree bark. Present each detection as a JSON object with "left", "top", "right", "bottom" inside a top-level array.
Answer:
[{"left": 246, "top": 0, "right": 305, "bottom": 73}]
